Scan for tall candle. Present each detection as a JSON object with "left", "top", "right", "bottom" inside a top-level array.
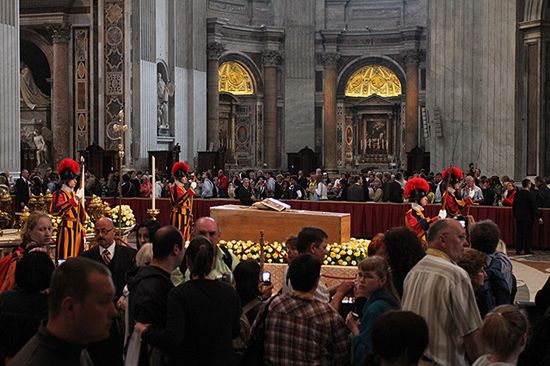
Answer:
[{"left": 152, "top": 156, "right": 156, "bottom": 210}]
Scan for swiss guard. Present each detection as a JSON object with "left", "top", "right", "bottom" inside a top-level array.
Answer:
[
  {"left": 50, "top": 158, "right": 87, "bottom": 260},
  {"left": 170, "top": 162, "right": 196, "bottom": 241},
  {"left": 404, "top": 177, "right": 446, "bottom": 246},
  {"left": 441, "top": 166, "right": 473, "bottom": 218}
]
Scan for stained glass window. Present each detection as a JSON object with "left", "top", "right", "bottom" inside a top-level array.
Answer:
[
  {"left": 345, "top": 65, "right": 402, "bottom": 97},
  {"left": 218, "top": 61, "right": 255, "bottom": 95}
]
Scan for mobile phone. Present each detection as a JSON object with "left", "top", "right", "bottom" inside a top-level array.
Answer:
[
  {"left": 261, "top": 271, "right": 271, "bottom": 285},
  {"left": 350, "top": 312, "right": 360, "bottom": 320}
]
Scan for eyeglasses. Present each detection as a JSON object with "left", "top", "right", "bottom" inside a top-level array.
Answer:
[{"left": 95, "top": 228, "right": 114, "bottom": 235}]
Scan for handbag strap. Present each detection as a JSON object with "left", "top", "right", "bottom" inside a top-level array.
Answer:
[{"left": 256, "top": 295, "right": 278, "bottom": 331}]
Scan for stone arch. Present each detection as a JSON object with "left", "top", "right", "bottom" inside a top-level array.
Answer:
[
  {"left": 337, "top": 56, "right": 406, "bottom": 97},
  {"left": 524, "top": 0, "right": 550, "bottom": 21},
  {"left": 20, "top": 29, "right": 53, "bottom": 72},
  {"left": 156, "top": 60, "right": 169, "bottom": 82},
  {"left": 219, "top": 52, "right": 264, "bottom": 96}
]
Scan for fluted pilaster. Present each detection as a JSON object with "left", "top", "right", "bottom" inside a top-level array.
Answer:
[{"left": 0, "top": 0, "right": 20, "bottom": 173}]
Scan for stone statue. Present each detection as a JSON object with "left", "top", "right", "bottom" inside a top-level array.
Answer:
[
  {"left": 20, "top": 62, "right": 50, "bottom": 110},
  {"left": 157, "top": 72, "right": 169, "bottom": 129},
  {"left": 33, "top": 129, "right": 48, "bottom": 166}
]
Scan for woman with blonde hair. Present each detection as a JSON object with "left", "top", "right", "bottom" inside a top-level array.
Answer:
[
  {"left": 346, "top": 256, "right": 400, "bottom": 366},
  {"left": 473, "top": 305, "right": 528, "bottom": 366},
  {"left": 0, "top": 211, "right": 53, "bottom": 292}
]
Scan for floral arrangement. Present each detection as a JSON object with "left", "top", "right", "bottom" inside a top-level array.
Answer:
[
  {"left": 49, "top": 214, "right": 95, "bottom": 236},
  {"left": 107, "top": 205, "right": 136, "bottom": 228},
  {"left": 221, "top": 238, "right": 370, "bottom": 267}
]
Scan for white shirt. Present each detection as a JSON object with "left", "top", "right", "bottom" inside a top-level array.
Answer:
[{"left": 100, "top": 242, "right": 116, "bottom": 259}]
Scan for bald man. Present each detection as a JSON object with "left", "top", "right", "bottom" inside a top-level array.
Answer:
[{"left": 172, "top": 216, "right": 239, "bottom": 285}]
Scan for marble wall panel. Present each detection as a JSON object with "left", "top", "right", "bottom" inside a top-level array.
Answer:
[{"left": 426, "top": 0, "right": 517, "bottom": 176}]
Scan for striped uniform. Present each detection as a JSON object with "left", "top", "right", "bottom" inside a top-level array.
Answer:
[
  {"left": 404, "top": 205, "right": 439, "bottom": 246},
  {"left": 170, "top": 182, "right": 195, "bottom": 241},
  {"left": 50, "top": 189, "right": 86, "bottom": 260},
  {"left": 402, "top": 250, "right": 482, "bottom": 366},
  {"left": 443, "top": 190, "right": 473, "bottom": 217}
]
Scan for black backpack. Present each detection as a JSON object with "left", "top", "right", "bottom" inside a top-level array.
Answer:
[{"left": 519, "top": 306, "right": 550, "bottom": 366}]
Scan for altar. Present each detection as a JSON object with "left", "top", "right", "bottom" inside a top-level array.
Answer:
[{"left": 210, "top": 204, "right": 351, "bottom": 244}]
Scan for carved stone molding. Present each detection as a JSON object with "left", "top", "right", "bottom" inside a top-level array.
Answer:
[
  {"left": 48, "top": 24, "right": 71, "bottom": 44},
  {"left": 401, "top": 50, "right": 420, "bottom": 65},
  {"left": 321, "top": 52, "right": 340, "bottom": 68},
  {"left": 262, "top": 50, "right": 282, "bottom": 67},
  {"left": 207, "top": 41, "right": 225, "bottom": 60}
]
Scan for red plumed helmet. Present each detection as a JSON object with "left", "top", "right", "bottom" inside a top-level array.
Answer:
[
  {"left": 57, "top": 158, "right": 80, "bottom": 181},
  {"left": 404, "top": 177, "right": 430, "bottom": 199},
  {"left": 171, "top": 162, "right": 190, "bottom": 177},
  {"left": 441, "top": 166, "right": 464, "bottom": 183}
]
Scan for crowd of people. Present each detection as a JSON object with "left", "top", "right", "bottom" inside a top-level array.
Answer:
[
  {"left": 1, "top": 162, "right": 550, "bottom": 365},
  {"left": 5, "top": 164, "right": 550, "bottom": 209},
  {"left": 0, "top": 210, "right": 550, "bottom": 365}
]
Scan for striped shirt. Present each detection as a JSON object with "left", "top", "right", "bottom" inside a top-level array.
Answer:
[{"left": 402, "top": 251, "right": 482, "bottom": 366}]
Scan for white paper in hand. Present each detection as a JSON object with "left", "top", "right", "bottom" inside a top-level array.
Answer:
[
  {"left": 124, "top": 330, "right": 142, "bottom": 366},
  {"left": 438, "top": 209, "right": 447, "bottom": 219},
  {"left": 191, "top": 181, "right": 197, "bottom": 189}
]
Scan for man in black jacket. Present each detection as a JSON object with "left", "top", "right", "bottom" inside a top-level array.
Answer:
[
  {"left": 513, "top": 179, "right": 542, "bottom": 255},
  {"left": 534, "top": 176, "right": 550, "bottom": 208},
  {"left": 81, "top": 217, "right": 137, "bottom": 366},
  {"left": 15, "top": 169, "right": 30, "bottom": 211},
  {"left": 9, "top": 257, "right": 117, "bottom": 366},
  {"left": 128, "top": 225, "right": 185, "bottom": 366}
]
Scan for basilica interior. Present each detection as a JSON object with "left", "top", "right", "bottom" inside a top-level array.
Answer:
[{"left": 1, "top": 0, "right": 549, "bottom": 178}]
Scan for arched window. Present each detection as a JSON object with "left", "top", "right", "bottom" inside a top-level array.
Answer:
[
  {"left": 345, "top": 65, "right": 402, "bottom": 97},
  {"left": 218, "top": 61, "right": 255, "bottom": 95}
]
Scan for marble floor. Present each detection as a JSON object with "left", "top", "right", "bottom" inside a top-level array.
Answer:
[{"left": 510, "top": 251, "right": 550, "bottom": 302}]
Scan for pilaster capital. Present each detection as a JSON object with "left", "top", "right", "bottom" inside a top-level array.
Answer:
[
  {"left": 207, "top": 41, "right": 225, "bottom": 60},
  {"left": 48, "top": 24, "right": 71, "bottom": 44},
  {"left": 321, "top": 52, "right": 340, "bottom": 68},
  {"left": 262, "top": 50, "right": 282, "bottom": 67},
  {"left": 401, "top": 49, "right": 421, "bottom": 65}
]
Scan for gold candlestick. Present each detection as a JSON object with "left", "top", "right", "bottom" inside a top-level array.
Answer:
[
  {"left": 146, "top": 208, "right": 160, "bottom": 220},
  {"left": 114, "top": 108, "right": 129, "bottom": 242}
]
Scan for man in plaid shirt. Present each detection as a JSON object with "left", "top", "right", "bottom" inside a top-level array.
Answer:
[{"left": 255, "top": 254, "right": 350, "bottom": 365}]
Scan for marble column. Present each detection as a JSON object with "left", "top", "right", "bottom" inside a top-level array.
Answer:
[
  {"left": 206, "top": 41, "right": 224, "bottom": 151},
  {"left": 49, "top": 24, "right": 71, "bottom": 165},
  {"left": 0, "top": 0, "right": 20, "bottom": 174},
  {"left": 322, "top": 52, "right": 339, "bottom": 170},
  {"left": 262, "top": 50, "right": 282, "bottom": 168},
  {"left": 403, "top": 51, "right": 419, "bottom": 155}
]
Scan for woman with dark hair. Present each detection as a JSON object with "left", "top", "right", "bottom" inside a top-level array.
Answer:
[
  {"left": 0, "top": 211, "right": 53, "bottom": 293},
  {"left": 365, "top": 310, "right": 429, "bottom": 366},
  {"left": 134, "top": 219, "right": 161, "bottom": 266},
  {"left": 136, "top": 237, "right": 241, "bottom": 366},
  {"left": 233, "top": 260, "right": 262, "bottom": 323},
  {"left": 232, "top": 260, "right": 272, "bottom": 352},
  {"left": 383, "top": 227, "right": 425, "bottom": 297},
  {"left": 0, "top": 251, "right": 55, "bottom": 364}
]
